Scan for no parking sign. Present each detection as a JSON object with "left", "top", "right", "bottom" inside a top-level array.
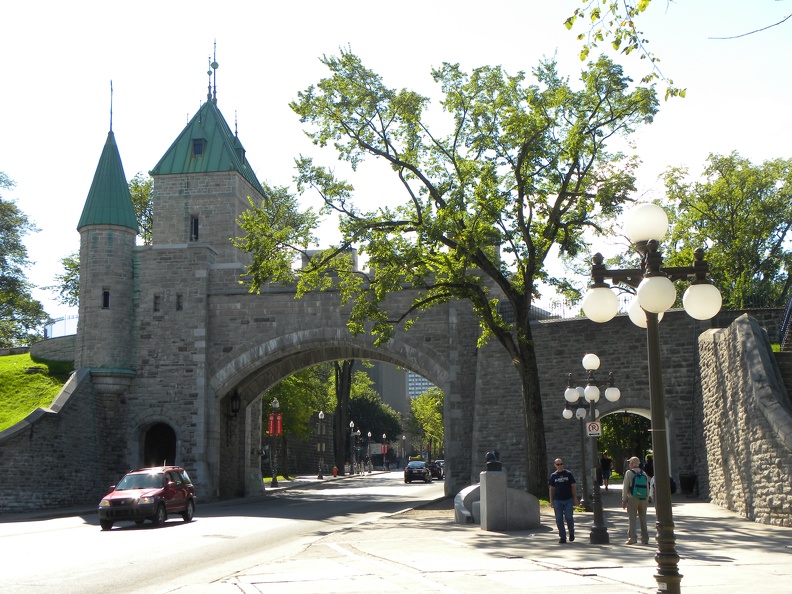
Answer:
[{"left": 587, "top": 421, "right": 601, "bottom": 437}]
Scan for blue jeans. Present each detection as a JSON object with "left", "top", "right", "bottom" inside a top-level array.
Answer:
[{"left": 553, "top": 498, "right": 575, "bottom": 540}]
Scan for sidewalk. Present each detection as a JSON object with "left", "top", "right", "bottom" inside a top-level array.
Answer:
[{"left": 214, "top": 487, "right": 792, "bottom": 594}]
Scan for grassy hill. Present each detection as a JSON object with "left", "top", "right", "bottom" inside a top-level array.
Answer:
[{"left": 0, "top": 353, "right": 72, "bottom": 432}]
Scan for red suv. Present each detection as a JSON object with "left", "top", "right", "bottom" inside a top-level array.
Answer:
[{"left": 98, "top": 466, "right": 196, "bottom": 530}]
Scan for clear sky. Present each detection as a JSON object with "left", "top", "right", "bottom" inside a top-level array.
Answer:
[{"left": 2, "top": 0, "right": 790, "bottom": 322}]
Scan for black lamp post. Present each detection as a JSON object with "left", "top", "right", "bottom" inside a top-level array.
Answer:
[
  {"left": 317, "top": 411, "right": 325, "bottom": 479},
  {"left": 271, "top": 397, "right": 279, "bottom": 487},
  {"left": 582, "top": 203, "right": 721, "bottom": 594},
  {"left": 349, "top": 421, "right": 360, "bottom": 474},
  {"left": 367, "top": 431, "right": 372, "bottom": 472},
  {"left": 563, "top": 385, "right": 591, "bottom": 511},
  {"left": 564, "top": 354, "right": 620, "bottom": 544}
]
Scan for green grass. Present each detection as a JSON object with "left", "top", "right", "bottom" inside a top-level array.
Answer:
[{"left": 0, "top": 353, "right": 72, "bottom": 432}]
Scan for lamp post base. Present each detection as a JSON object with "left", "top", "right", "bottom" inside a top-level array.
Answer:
[{"left": 589, "top": 525, "right": 610, "bottom": 544}]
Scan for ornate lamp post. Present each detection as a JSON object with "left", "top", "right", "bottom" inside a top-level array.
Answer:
[
  {"left": 402, "top": 434, "right": 407, "bottom": 464},
  {"left": 563, "top": 386, "right": 590, "bottom": 511},
  {"left": 270, "top": 397, "right": 279, "bottom": 488},
  {"left": 564, "top": 354, "right": 620, "bottom": 543},
  {"left": 582, "top": 203, "right": 721, "bottom": 594},
  {"left": 317, "top": 411, "right": 325, "bottom": 479},
  {"left": 367, "top": 431, "right": 372, "bottom": 471},
  {"left": 349, "top": 421, "right": 360, "bottom": 474},
  {"left": 382, "top": 433, "right": 388, "bottom": 469}
]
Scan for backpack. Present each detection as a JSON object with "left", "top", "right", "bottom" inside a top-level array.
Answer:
[{"left": 631, "top": 470, "right": 648, "bottom": 499}]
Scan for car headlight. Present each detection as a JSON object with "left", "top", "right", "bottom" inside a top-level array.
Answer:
[
  {"left": 139, "top": 496, "right": 155, "bottom": 505},
  {"left": 99, "top": 500, "right": 111, "bottom": 507}
]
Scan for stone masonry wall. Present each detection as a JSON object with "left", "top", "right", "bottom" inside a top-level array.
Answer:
[
  {"left": 698, "top": 315, "right": 792, "bottom": 526},
  {"left": 0, "top": 370, "right": 111, "bottom": 512},
  {"left": 30, "top": 335, "right": 75, "bottom": 363}
]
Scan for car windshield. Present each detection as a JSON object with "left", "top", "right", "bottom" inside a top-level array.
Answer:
[
  {"left": 407, "top": 461, "right": 424, "bottom": 469},
  {"left": 116, "top": 472, "right": 163, "bottom": 490}
]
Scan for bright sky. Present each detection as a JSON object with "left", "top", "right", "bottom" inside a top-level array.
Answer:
[{"left": 2, "top": 0, "right": 791, "bottom": 322}]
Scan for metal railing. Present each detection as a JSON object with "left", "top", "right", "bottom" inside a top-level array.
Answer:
[{"left": 43, "top": 315, "right": 78, "bottom": 339}]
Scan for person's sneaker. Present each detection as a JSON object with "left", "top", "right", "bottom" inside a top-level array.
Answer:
[
  {"left": 625, "top": 540, "right": 637, "bottom": 545},
  {"left": 569, "top": 533, "right": 575, "bottom": 541},
  {"left": 642, "top": 540, "right": 650, "bottom": 545},
  {"left": 559, "top": 537, "right": 567, "bottom": 543}
]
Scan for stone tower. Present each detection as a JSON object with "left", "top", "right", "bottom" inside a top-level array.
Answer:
[{"left": 75, "top": 128, "right": 138, "bottom": 379}]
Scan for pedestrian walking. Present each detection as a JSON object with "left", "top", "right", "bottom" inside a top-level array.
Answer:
[
  {"left": 622, "top": 456, "right": 650, "bottom": 545},
  {"left": 549, "top": 458, "right": 578, "bottom": 544},
  {"left": 600, "top": 451, "right": 613, "bottom": 492}
]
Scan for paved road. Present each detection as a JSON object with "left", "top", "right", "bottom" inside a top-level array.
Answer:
[
  {"left": 4, "top": 474, "right": 792, "bottom": 593},
  {"left": 0, "top": 471, "right": 442, "bottom": 593}
]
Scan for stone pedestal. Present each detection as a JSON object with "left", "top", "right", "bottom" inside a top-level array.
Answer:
[{"left": 480, "top": 469, "right": 507, "bottom": 531}]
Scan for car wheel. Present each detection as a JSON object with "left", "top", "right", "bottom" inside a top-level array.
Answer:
[
  {"left": 406, "top": 478, "right": 412, "bottom": 483},
  {"left": 100, "top": 520, "right": 113, "bottom": 531},
  {"left": 152, "top": 503, "right": 167, "bottom": 526},
  {"left": 181, "top": 499, "right": 194, "bottom": 522}
]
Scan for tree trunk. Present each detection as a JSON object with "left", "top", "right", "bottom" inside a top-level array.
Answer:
[
  {"left": 517, "top": 330, "right": 549, "bottom": 498},
  {"left": 333, "top": 360, "right": 355, "bottom": 475}
]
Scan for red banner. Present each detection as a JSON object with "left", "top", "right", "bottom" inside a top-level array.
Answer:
[
  {"left": 275, "top": 413, "right": 283, "bottom": 436},
  {"left": 381, "top": 444, "right": 388, "bottom": 454},
  {"left": 268, "top": 413, "right": 274, "bottom": 435}
]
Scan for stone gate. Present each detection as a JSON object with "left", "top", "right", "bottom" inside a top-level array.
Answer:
[{"left": 1, "top": 81, "right": 788, "bottom": 518}]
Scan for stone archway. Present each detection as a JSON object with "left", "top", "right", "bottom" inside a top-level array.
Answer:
[
  {"left": 210, "top": 333, "right": 452, "bottom": 500},
  {"left": 143, "top": 422, "right": 177, "bottom": 467}
]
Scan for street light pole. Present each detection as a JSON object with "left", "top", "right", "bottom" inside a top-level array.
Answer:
[
  {"left": 564, "top": 354, "right": 620, "bottom": 544},
  {"left": 582, "top": 203, "right": 721, "bottom": 594},
  {"left": 271, "top": 397, "right": 279, "bottom": 488},
  {"left": 317, "top": 411, "right": 325, "bottom": 479}
]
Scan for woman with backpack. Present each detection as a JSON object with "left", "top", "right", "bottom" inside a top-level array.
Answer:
[{"left": 622, "top": 456, "right": 650, "bottom": 545}]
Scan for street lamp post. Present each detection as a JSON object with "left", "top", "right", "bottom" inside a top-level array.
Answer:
[
  {"left": 564, "top": 354, "right": 620, "bottom": 544},
  {"left": 582, "top": 203, "right": 721, "bottom": 594},
  {"left": 317, "top": 411, "right": 325, "bottom": 479},
  {"left": 382, "top": 434, "right": 387, "bottom": 470},
  {"left": 349, "top": 421, "right": 360, "bottom": 474},
  {"left": 402, "top": 435, "right": 407, "bottom": 464},
  {"left": 367, "top": 431, "right": 372, "bottom": 472},
  {"left": 563, "top": 386, "right": 591, "bottom": 511},
  {"left": 271, "top": 397, "right": 279, "bottom": 488}
]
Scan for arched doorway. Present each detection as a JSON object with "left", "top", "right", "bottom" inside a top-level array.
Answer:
[{"left": 143, "top": 423, "right": 177, "bottom": 467}]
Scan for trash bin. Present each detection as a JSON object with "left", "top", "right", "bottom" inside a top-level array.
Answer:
[{"left": 679, "top": 473, "right": 696, "bottom": 495}]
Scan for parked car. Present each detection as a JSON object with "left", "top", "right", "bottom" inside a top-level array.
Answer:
[
  {"left": 98, "top": 466, "right": 196, "bottom": 530},
  {"left": 404, "top": 460, "right": 432, "bottom": 483},
  {"left": 427, "top": 461, "right": 444, "bottom": 479}
]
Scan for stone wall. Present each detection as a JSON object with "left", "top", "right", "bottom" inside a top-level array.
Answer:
[
  {"left": 30, "top": 335, "right": 75, "bottom": 363},
  {"left": 698, "top": 315, "right": 792, "bottom": 526},
  {"left": 0, "top": 370, "right": 111, "bottom": 512}
]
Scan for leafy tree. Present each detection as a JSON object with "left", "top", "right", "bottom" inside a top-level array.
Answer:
[
  {"left": 0, "top": 172, "right": 50, "bottom": 347},
  {"left": 565, "top": 1, "right": 791, "bottom": 100},
  {"left": 600, "top": 412, "right": 652, "bottom": 475},
  {"left": 662, "top": 152, "right": 792, "bottom": 308},
  {"left": 48, "top": 172, "right": 157, "bottom": 306},
  {"left": 349, "top": 370, "right": 402, "bottom": 458},
  {"left": 48, "top": 252, "right": 80, "bottom": 307},
  {"left": 129, "top": 172, "right": 154, "bottom": 245},
  {"left": 235, "top": 51, "right": 657, "bottom": 496},
  {"left": 411, "top": 387, "right": 444, "bottom": 460},
  {"left": 262, "top": 364, "right": 335, "bottom": 478},
  {"left": 565, "top": 0, "right": 681, "bottom": 99}
]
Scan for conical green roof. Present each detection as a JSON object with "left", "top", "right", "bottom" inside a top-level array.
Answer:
[
  {"left": 150, "top": 100, "right": 264, "bottom": 196},
  {"left": 77, "top": 131, "right": 139, "bottom": 232}
]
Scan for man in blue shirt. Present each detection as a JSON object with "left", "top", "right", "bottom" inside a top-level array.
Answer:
[{"left": 549, "top": 458, "right": 578, "bottom": 543}]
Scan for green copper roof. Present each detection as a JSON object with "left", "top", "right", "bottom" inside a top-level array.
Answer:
[
  {"left": 150, "top": 100, "right": 265, "bottom": 195},
  {"left": 77, "top": 131, "right": 139, "bottom": 232}
]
